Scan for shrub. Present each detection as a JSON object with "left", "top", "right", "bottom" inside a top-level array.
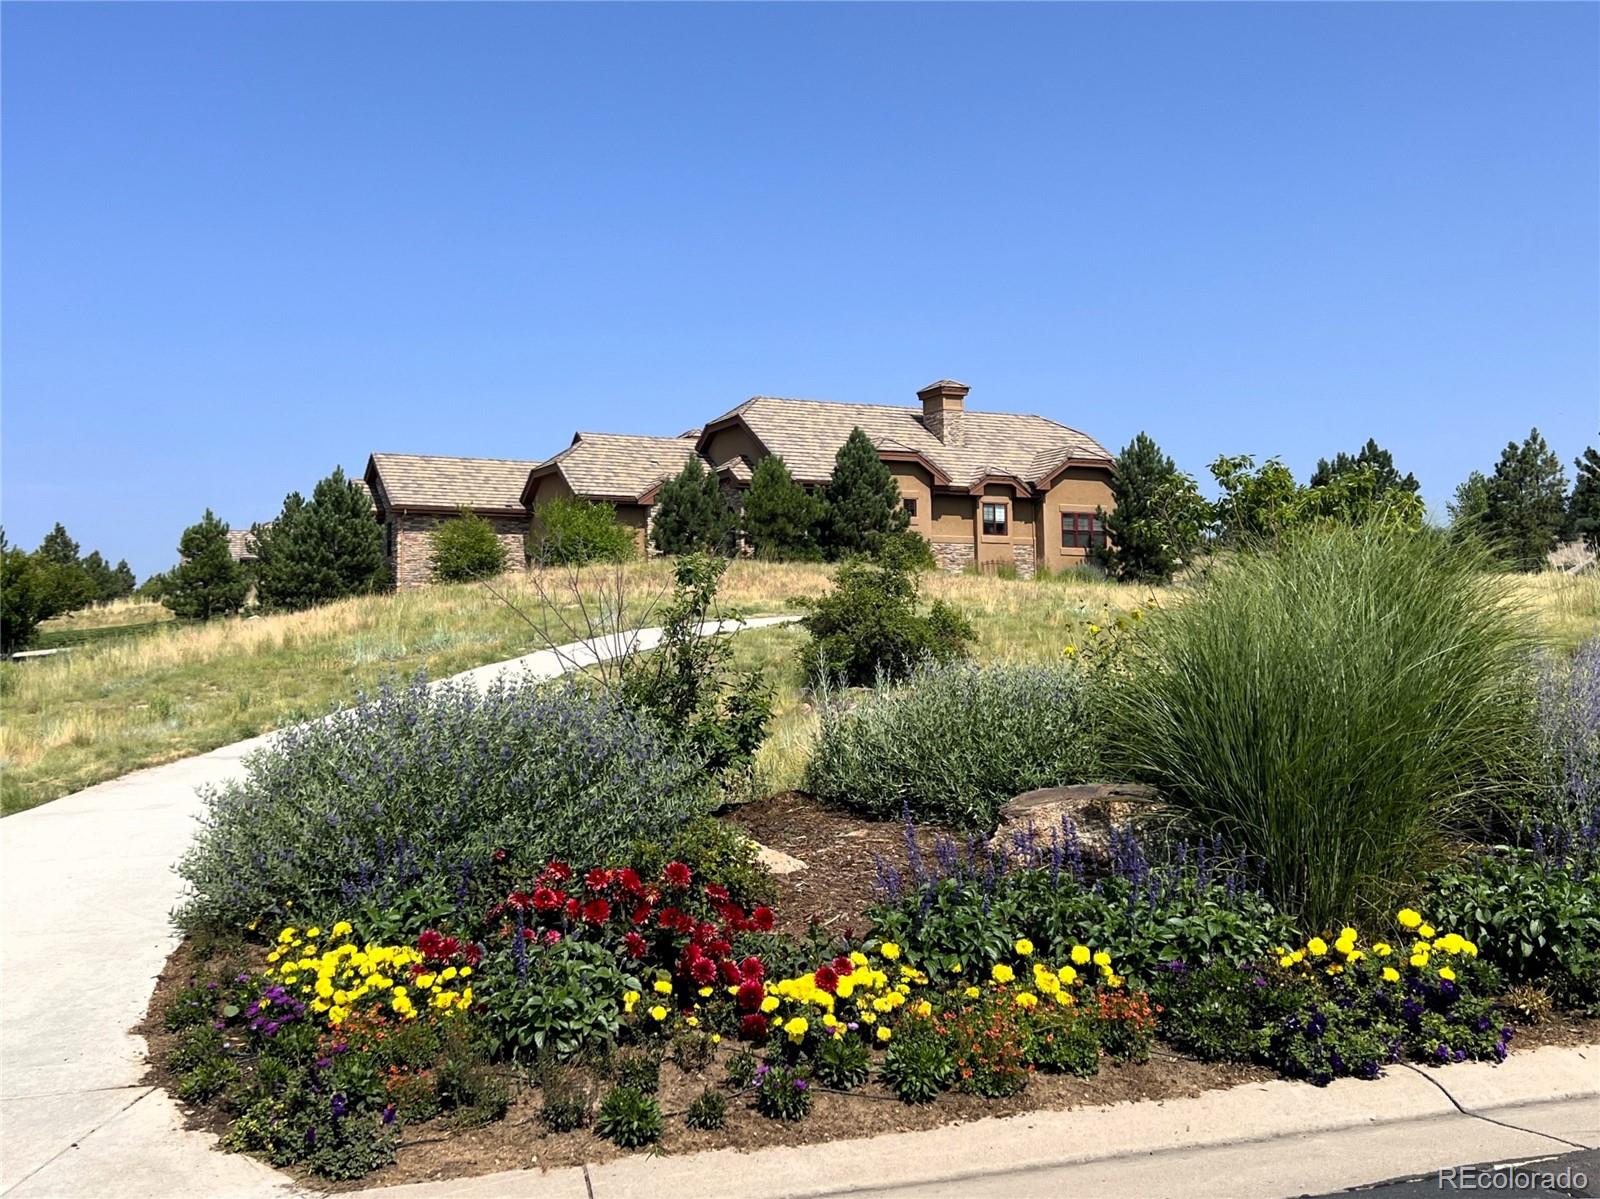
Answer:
[
  {"left": 531, "top": 497, "right": 636, "bottom": 565},
  {"left": 685, "top": 1087, "right": 728, "bottom": 1130},
  {"left": 1025, "top": 1007, "right": 1100, "bottom": 1076},
  {"left": 595, "top": 1086, "right": 663, "bottom": 1147},
  {"left": 799, "top": 556, "right": 974, "bottom": 687},
  {"left": 428, "top": 510, "right": 509, "bottom": 583},
  {"left": 177, "top": 675, "right": 711, "bottom": 933},
  {"left": 620, "top": 554, "right": 772, "bottom": 782},
  {"left": 1093, "top": 989, "right": 1158, "bottom": 1063},
  {"left": 1106, "top": 527, "right": 1540, "bottom": 926},
  {"left": 1149, "top": 962, "right": 1306, "bottom": 1064},
  {"left": 879, "top": 1035, "right": 953, "bottom": 1103},
  {"left": 754, "top": 1063, "right": 812, "bottom": 1121},
  {"left": 812, "top": 1033, "right": 871, "bottom": 1090},
  {"left": 304, "top": 1113, "right": 399, "bottom": 1180},
  {"left": 806, "top": 661, "right": 1102, "bottom": 829},
  {"left": 941, "top": 994, "right": 1029, "bottom": 1097}
]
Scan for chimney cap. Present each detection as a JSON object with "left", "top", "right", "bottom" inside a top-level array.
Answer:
[{"left": 917, "top": 379, "right": 970, "bottom": 398}]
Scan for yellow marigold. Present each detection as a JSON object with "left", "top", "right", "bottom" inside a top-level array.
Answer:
[
  {"left": 877, "top": 1026, "right": 892, "bottom": 1042},
  {"left": 1373, "top": 943, "right": 1392, "bottom": 957},
  {"left": 1438, "top": 966, "right": 1456, "bottom": 982},
  {"left": 880, "top": 942, "right": 902, "bottom": 961},
  {"left": 914, "top": 1000, "right": 933, "bottom": 1018},
  {"left": 1092, "top": 951, "right": 1112, "bottom": 968},
  {"left": 991, "top": 963, "right": 1015, "bottom": 985},
  {"left": 1058, "top": 965, "right": 1078, "bottom": 985},
  {"left": 1307, "top": 937, "right": 1328, "bottom": 957},
  {"left": 1070, "top": 946, "right": 1091, "bottom": 966},
  {"left": 1410, "top": 953, "right": 1429, "bottom": 968},
  {"left": 1419, "top": 924, "right": 1436, "bottom": 940},
  {"left": 1014, "top": 939, "right": 1034, "bottom": 957},
  {"left": 653, "top": 979, "right": 673, "bottom": 995},
  {"left": 761, "top": 996, "right": 780, "bottom": 1014},
  {"left": 1382, "top": 967, "right": 1401, "bottom": 983},
  {"left": 1397, "top": 909, "right": 1422, "bottom": 930},
  {"left": 964, "top": 986, "right": 981, "bottom": 999},
  {"left": 331, "top": 921, "right": 352, "bottom": 938},
  {"left": 1015, "top": 992, "right": 1039, "bottom": 1009},
  {"left": 648, "top": 1005, "right": 668, "bottom": 1022}
]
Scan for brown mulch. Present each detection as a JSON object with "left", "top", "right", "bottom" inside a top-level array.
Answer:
[
  {"left": 1502, "top": 1009, "right": 1600, "bottom": 1050},
  {"left": 723, "top": 789, "right": 967, "bottom": 939}
]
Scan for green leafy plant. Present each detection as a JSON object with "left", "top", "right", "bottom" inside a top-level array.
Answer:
[
  {"left": 1106, "top": 527, "right": 1539, "bottom": 925},
  {"left": 1149, "top": 962, "right": 1306, "bottom": 1064},
  {"left": 879, "top": 1034, "right": 953, "bottom": 1104},
  {"left": 611, "top": 1048, "right": 662, "bottom": 1094},
  {"left": 685, "top": 1087, "right": 728, "bottom": 1131},
  {"left": 812, "top": 1034, "right": 871, "bottom": 1090},
  {"left": 428, "top": 509, "right": 510, "bottom": 583},
  {"left": 799, "top": 555, "right": 974, "bottom": 687},
  {"left": 724, "top": 1048, "right": 759, "bottom": 1090},
  {"left": 594, "top": 1086, "right": 663, "bottom": 1148},
  {"left": 538, "top": 1067, "right": 593, "bottom": 1132},
  {"left": 754, "top": 1063, "right": 813, "bottom": 1121},
  {"left": 304, "top": 1113, "right": 399, "bottom": 1181},
  {"left": 176, "top": 1056, "right": 241, "bottom": 1104},
  {"left": 1024, "top": 1007, "right": 1100, "bottom": 1077},
  {"left": 480, "top": 939, "right": 640, "bottom": 1061},
  {"left": 531, "top": 496, "right": 637, "bottom": 565},
  {"left": 806, "top": 661, "right": 1102, "bottom": 829},
  {"left": 669, "top": 1028, "right": 717, "bottom": 1074}
]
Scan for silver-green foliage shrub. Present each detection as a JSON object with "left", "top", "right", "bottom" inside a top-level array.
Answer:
[
  {"left": 1107, "top": 527, "right": 1539, "bottom": 927},
  {"left": 178, "top": 675, "right": 710, "bottom": 933},
  {"left": 805, "top": 661, "right": 1103, "bottom": 829}
]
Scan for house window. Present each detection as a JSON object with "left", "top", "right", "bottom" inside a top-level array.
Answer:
[
  {"left": 902, "top": 497, "right": 918, "bottom": 518},
  {"left": 1062, "top": 511, "right": 1105, "bottom": 549},
  {"left": 982, "top": 502, "right": 1008, "bottom": 536}
]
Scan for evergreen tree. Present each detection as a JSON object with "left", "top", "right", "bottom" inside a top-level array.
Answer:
[
  {"left": 1094, "top": 432, "right": 1208, "bottom": 582},
  {"left": 1448, "top": 471, "right": 1491, "bottom": 543},
  {"left": 823, "top": 427, "right": 908, "bottom": 558},
  {"left": 651, "top": 458, "right": 738, "bottom": 555},
  {"left": 164, "top": 510, "right": 248, "bottom": 620},
  {"left": 81, "top": 551, "right": 121, "bottom": 603},
  {"left": 36, "top": 523, "right": 81, "bottom": 566},
  {"left": 1310, "top": 438, "right": 1420, "bottom": 497},
  {"left": 1569, "top": 447, "right": 1600, "bottom": 553},
  {"left": 1483, "top": 429, "right": 1569, "bottom": 571},
  {"left": 742, "top": 455, "right": 826, "bottom": 561},
  {"left": 254, "top": 469, "right": 389, "bottom": 610},
  {"left": 111, "top": 559, "right": 137, "bottom": 598}
]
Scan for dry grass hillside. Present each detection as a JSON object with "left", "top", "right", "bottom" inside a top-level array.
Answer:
[{"left": 2, "top": 560, "right": 1592, "bottom": 816}]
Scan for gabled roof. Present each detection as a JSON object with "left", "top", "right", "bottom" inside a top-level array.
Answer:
[
  {"left": 365, "top": 453, "right": 540, "bottom": 515},
  {"left": 522, "top": 432, "right": 705, "bottom": 505},
  {"left": 697, "top": 395, "right": 1110, "bottom": 489}
]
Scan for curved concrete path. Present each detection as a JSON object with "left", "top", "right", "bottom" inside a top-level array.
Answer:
[{"left": 0, "top": 617, "right": 796, "bottom": 1199}]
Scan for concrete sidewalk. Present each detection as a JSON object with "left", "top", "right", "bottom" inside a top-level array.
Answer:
[{"left": 0, "top": 618, "right": 794, "bottom": 1199}]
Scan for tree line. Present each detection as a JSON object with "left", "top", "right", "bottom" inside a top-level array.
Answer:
[
  {"left": 1092, "top": 429, "right": 1598, "bottom": 583},
  {"left": 0, "top": 524, "right": 138, "bottom": 652}
]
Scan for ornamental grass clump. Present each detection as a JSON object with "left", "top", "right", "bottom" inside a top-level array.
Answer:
[
  {"left": 178, "top": 675, "right": 710, "bottom": 934},
  {"left": 806, "top": 661, "right": 1103, "bottom": 829},
  {"left": 1106, "top": 528, "right": 1540, "bottom": 926}
]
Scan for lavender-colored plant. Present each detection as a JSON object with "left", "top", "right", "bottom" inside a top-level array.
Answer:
[{"left": 178, "top": 673, "right": 710, "bottom": 932}]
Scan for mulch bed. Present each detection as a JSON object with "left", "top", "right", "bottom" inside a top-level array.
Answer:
[
  {"left": 723, "top": 789, "right": 963, "bottom": 938},
  {"left": 138, "top": 791, "right": 1600, "bottom": 1191}
]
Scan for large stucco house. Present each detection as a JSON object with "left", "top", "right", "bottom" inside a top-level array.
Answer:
[{"left": 367, "top": 380, "right": 1114, "bottom": 586}]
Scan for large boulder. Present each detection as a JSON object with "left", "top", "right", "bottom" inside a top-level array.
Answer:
[{"left": 988, "top": 783, "right": 1157, "bottom": 865}]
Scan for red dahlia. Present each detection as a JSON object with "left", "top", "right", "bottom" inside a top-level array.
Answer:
[
  {"left": 739, "top": 956, "right": 764, "bottom": 981},
  {"left": 543, "top": 861, "right": 573, "bottom": 883},
  {"left": 813, "top": 965, "right": 840, "bottom": 994},
  {"left": 629, "top": 903, "right": 652, "bottom": 926},
  {"left": 736, "top": 980, "right": 764, "bottom": 1010},
  {"left": 580, "top": 898, "right": 611, "bottom": 924},
  {"left": 751, "top": 907, "right": 776, "bottom": 932},
  {"left": 719, "top": 959, "right": 743, "bottom": 985},
  {"left": 623, "top": 932, "right": 648, "bottom": 958},
  {"left": 617, "top": 868, "right": 643, "bottom": 894},
  {"left": 563, "top": 898, "right": 581, "bottom": 920},
  {"left": 832, "top": 955, "right": 854, "bottom": 976},
  {"left": 690, "top": 956, "right": 719, "bottom": 985},
  {"left": 584, "top": 867, "right": 613, "bottom": 891},
  {"left": 505, "top": 892, "right": 532, "bottom": 912},
  {"left": 532, "top": 887, "right": 561, "bottom": 911},
  {"left": 739, "top": 1013, "right": 769, "bottom": 1040},
  {"left": 663, "top": 861, "right": 693, "bottom": 889},
  {"left": 705, "top": 883, "right": 730, "bottom": 902}
]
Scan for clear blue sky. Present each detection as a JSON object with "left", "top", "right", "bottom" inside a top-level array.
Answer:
[{"left": 3, "top": 2, "right": 1596, "bottom": 577}]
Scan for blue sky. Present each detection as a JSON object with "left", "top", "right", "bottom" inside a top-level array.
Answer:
[{"left": 3, "top": 3, "right": 1596, "bottom": 577}]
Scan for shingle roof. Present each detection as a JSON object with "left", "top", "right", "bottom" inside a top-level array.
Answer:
[
  {"left": 226, "top": 529, "right": 260, "bottom": 561},
  {"left": 525, "top": 433, "right": 706, "bottom": 503},
  {"left": 699, "top": 396, "right": 1111, "bottom": 490},
  {"left": 367, "top": 453, "right": 540, "bottom": 515}
]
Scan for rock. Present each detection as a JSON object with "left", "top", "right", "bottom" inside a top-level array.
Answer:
[
  {"left": 753, "top": 843, "right": 807, "bottom": 875},
  {"left": 988, "top": 783, "right": 1158, "bottom": 863}
]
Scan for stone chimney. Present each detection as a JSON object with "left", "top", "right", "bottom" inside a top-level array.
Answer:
[{"left": 918, "top": 379, "right": 970, "bottom": 445}]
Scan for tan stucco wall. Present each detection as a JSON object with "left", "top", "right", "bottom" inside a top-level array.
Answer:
[
  {"left": 1039, "top": 466, "right": 1116, "bottom": 573},
  {"left": 889, "top": 462, "right": 935, "bottom": 539},
  {"left": 701, "top": 425, "right": 767, "bottom": 474}
]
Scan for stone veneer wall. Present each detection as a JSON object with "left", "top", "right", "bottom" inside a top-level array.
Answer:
[
  {"left": 390, "top": 512, "right": 529, "bottom": 589},
  {"left": 1011, "top": 544, "right": 1037, "bottom": 579},
  {"left": 932, "top": 541, "right": 975, "bottom": 573}
]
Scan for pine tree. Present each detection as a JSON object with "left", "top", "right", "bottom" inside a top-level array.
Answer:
[
  {"left": 1448, "top": 471, "right": 1491, "bottom": 543},
  {"left": 1569, "top": 447, "right": 1600, "bottom": 553},
  {"left": 111, "top": 559, "right": 137, "bottom": 598},
  {"left": 36, "top": 523, "right": 81, "bottom": 566},
  {"left": 164, "top": 510, "right": 248, "bottom": 620},
  {"left": 742, "top": 455, "right": 826, "bottom": 561},
  {"left": 651, "top": 458, "right": 737, "bottom": 555},
  {"left": 254, "top": 469, "right": 389, "bottom": 610},
  {"left": 823, "top": 427, "right": 908, "bottom": 559},
  {"left": 1483, "top": 429, "right": 1569, "bottom": 571},
  {"left": 81, "top": 551, "right": 121, "bottom": 603},
  {"left": 1310, "top": 438, "right": 1420, "bottom": 497},
  {"left": 1095, "top": 432, "right": 1209, "bottom": 582}
]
